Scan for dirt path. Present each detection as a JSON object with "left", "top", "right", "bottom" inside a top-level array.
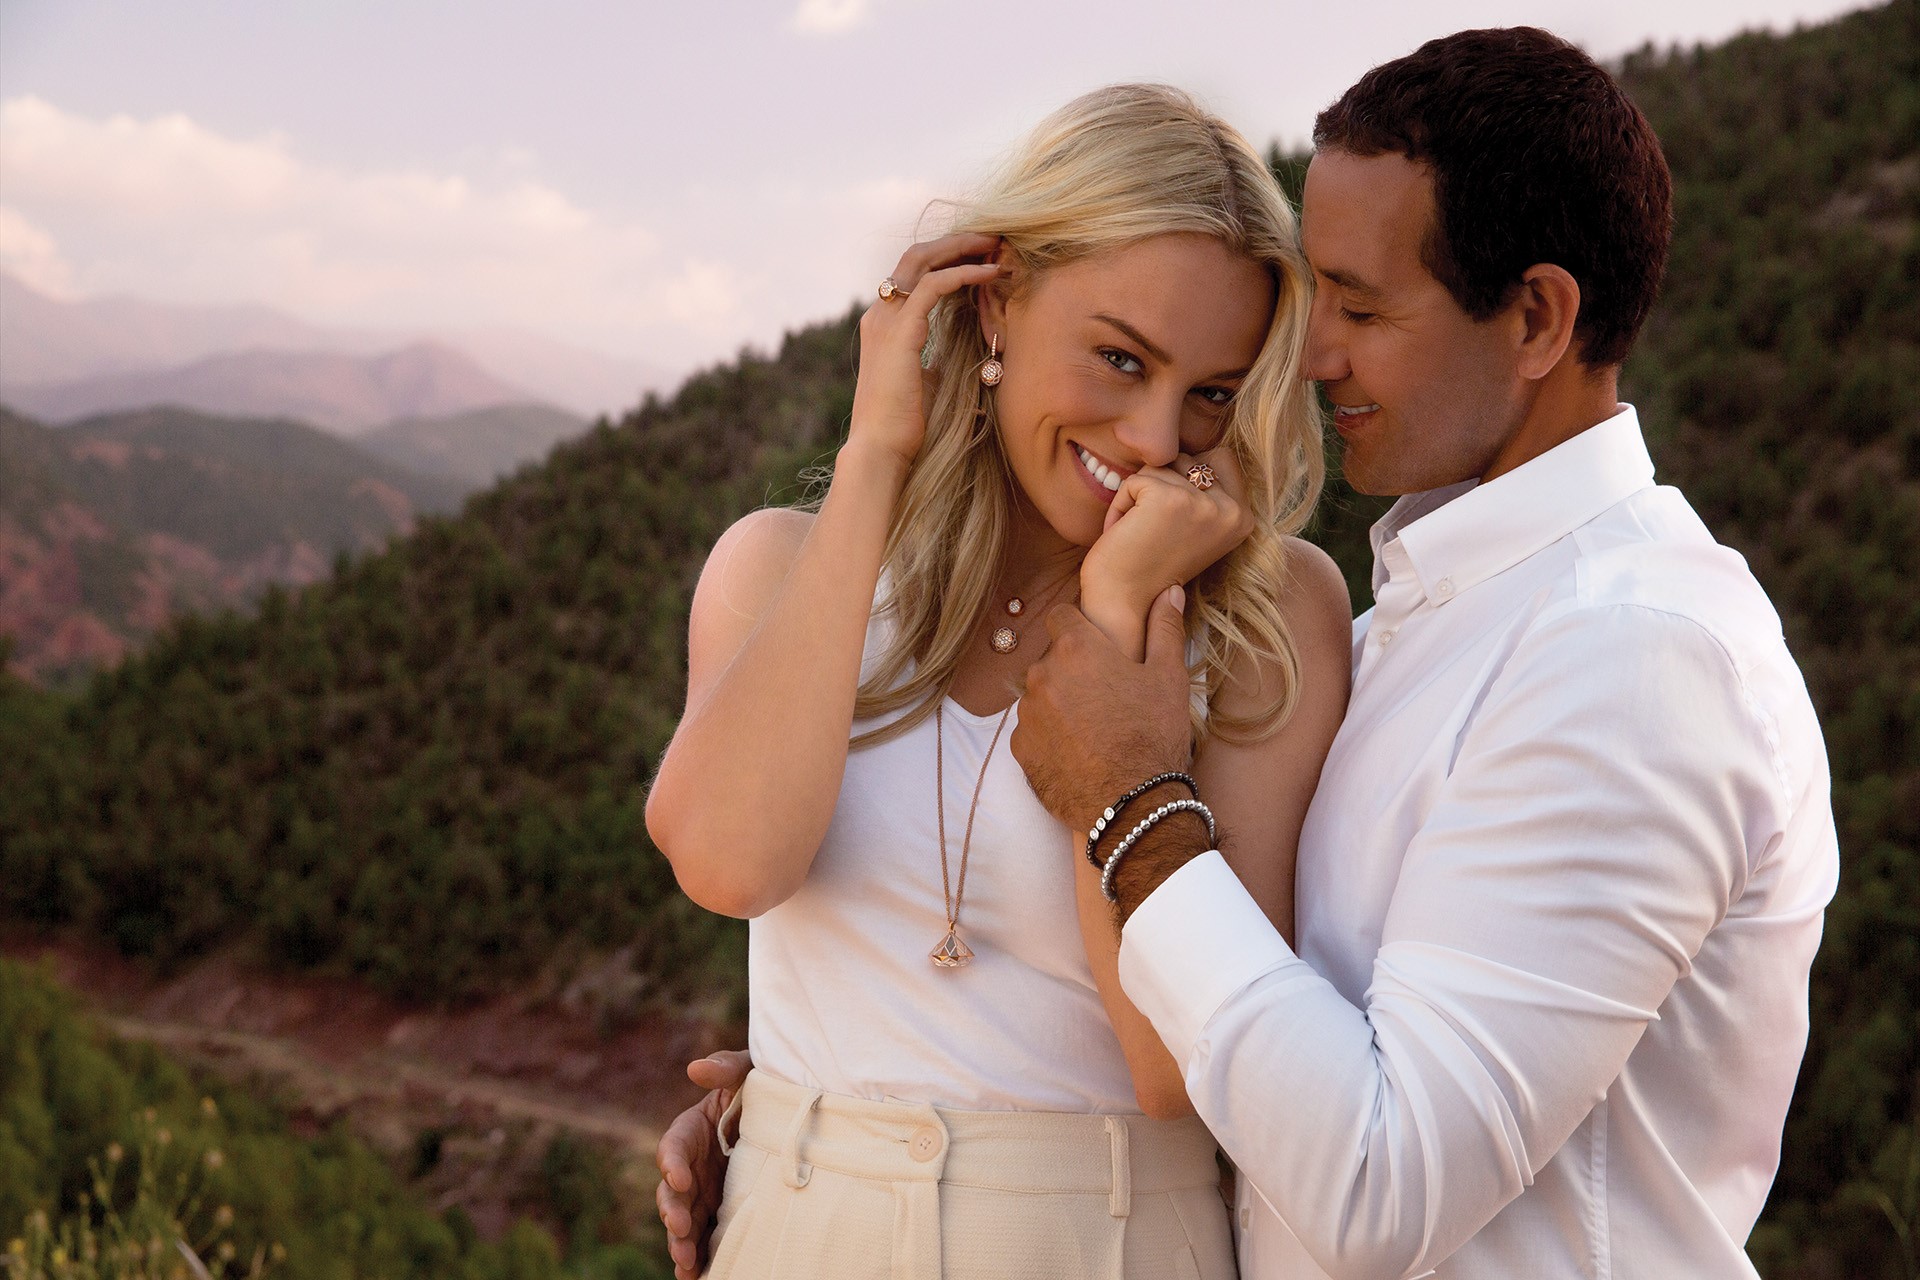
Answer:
[
  {"left": 101, "top": 1013, "right": 666, "bottom": 1151},
  {"left": 9, "top": 935, "right": 728, "bottom": 1238}
]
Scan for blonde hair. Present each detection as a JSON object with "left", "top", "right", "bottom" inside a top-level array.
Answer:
[{"left": 850, "top": 84, "right": 1323, "bottom": 747}]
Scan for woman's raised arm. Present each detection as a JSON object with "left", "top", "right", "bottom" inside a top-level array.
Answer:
[{"left": 644, "top": 241, "right": 1006, "bottom": 918}]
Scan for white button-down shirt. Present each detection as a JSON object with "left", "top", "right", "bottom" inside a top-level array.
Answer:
[{"left": 1119, "top": 407, "right": 1838, "bottom": 1279}]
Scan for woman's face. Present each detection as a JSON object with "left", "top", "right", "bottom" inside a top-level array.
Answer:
[{"left": 983, "top": 233, "right": 1276, "bottom": 550}]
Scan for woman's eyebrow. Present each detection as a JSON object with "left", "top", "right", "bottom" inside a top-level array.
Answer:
[
  {"left": 1093, "top": 313, "right": 1172, "bottom": 364},
  {"left": 1093, "top": 313, "right": 1252, "bottom": 383}
]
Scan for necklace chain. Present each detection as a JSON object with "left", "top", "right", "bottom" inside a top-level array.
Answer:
[{"left": 931, "top": 702, "right": 1013, "bottom": 968}]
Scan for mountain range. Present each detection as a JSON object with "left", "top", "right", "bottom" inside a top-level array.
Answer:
[{"left": 0, "top": 270, "right": 666, "bottom": 420}]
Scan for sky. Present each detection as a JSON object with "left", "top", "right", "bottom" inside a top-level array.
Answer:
[{"left": 0, "top": 0, "right": 1878, "bottom": 388}]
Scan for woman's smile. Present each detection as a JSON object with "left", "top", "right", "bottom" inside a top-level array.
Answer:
[{"left": 1071, "top": 441, "right": 1130, "bottom": 503}]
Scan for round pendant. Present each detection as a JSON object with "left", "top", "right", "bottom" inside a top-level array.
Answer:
[
  {"left": 990, "top": 626, "right": 1018, "bottom": 654},
  {"left": 1006, "top": 597, "right": 1023, "bottom": 616}
]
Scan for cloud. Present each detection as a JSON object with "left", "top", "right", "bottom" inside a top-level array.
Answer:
[
  {"left": 0, "top": 96, "right": 761, "bottom": 366},
  {"left": 792, "top": 0, "right": 871, "bottom": 34},
  {"left": 0, "top": 206, "right": 74, "bottom": 298}
]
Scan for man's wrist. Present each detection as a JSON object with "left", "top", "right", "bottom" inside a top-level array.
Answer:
[{"left": 1109, "top": 807, "right": 1213, "bottom": 921}]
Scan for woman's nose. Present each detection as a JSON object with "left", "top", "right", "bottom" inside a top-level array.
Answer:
[{"left": 1112, "top": 394, "right": 1184, "bottom": 468}]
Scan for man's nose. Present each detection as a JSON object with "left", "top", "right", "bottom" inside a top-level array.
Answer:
[{"left": 1303, "top": 295, "right": 1348, "bottom": 385}]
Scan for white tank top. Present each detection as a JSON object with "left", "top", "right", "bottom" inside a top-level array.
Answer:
[{"left": 746, "top": 593, "right": 1141, "bottom": 1113}]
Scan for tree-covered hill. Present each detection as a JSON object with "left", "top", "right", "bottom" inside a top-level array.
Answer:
[
  {"left": 357, "top": 402, "right": 592, "bottom": 490},
  {"left": 0, "top": 4, "right": 1913, "bottom": 1275},
  {"left": 0, "top": 405, "right": 466, "bottom": 681},
  {"left": 1613, "top": 7, "right": 1920, "bottom": 1276},
  {"left": 0, "top": 314, "right": 859, "bottom": 1005}
]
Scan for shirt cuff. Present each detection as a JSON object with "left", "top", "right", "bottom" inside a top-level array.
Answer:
[{"left": 1117, "top": 850, "right": 1300, "bottom": 1063}]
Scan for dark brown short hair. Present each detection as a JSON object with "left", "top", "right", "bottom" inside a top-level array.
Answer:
[{"left": 1314, "top": 26, "right": 1672, "bottom": 369}]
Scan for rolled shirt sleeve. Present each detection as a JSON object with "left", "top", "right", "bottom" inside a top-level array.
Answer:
[{"left": 1118, "top": 602, "right": 1785, "bottom": 1278}]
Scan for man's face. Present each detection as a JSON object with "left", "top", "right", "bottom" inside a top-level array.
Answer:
[{"left": 1301, "top": 149, "right": 1526, "bottom": 497}]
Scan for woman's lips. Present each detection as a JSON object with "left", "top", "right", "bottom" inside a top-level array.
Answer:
[{"left": 1072, "top": 443, "right": 1125, "bottom": 504}]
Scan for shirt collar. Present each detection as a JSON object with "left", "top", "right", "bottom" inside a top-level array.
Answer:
[{"left": 1369, "top": 405, "right": 1656, "bottom": 605}]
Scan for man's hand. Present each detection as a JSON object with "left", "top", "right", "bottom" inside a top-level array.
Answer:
[
  {"left": 1013, "top": 585, "right": 1196, "bottom": 834},
  {"left": 655, "top": 1049, "right": 751, "bottom": 1280}
]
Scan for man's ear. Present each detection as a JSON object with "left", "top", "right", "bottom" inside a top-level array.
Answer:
[{"left": 1514, "top": 263, "right": 1581, "bottom": 381}]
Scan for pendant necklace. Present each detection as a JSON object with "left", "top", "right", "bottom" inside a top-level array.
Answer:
[
  {"left": 990, "top": 566, "right": 1078, "bottom": 655},
  {"left": 930, "top": 701, "right": 1013, "bottom": 968}
]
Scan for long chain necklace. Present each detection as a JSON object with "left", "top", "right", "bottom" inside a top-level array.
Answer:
[{"left": 930, "top": 701, "right": 1013, "bottom": 968}]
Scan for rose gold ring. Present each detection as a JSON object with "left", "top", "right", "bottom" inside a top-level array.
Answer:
[
  {"left": 1186, "top": 463, "right": 1217, "bottom": 491},
  {"left": 877, "top": 277, "right": 909, "bottom": 301}
]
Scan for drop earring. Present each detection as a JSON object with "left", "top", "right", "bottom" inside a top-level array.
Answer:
[{"left": 979, "top": 334, "right": 1003, "bottom": 387}]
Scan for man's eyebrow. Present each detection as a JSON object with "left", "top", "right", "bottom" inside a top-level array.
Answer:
[
  {"left": 1318, "top": 268, "right": 1385, "bottom": 302},
  {"left": 1092, "top": 314, "right": 1172, "bottom": 365}
]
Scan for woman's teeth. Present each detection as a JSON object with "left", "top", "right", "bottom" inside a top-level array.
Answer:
[
  {"left": 1075, "top": 444, "right": 1122, "bottom": 492},
  {"left": 1334, "top": 403, "right": 1381, "bottom": 419}
]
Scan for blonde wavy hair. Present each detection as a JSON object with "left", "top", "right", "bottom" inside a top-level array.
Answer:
[{"left": 849, "top": 83, "right": 1323, "bottom": 748}]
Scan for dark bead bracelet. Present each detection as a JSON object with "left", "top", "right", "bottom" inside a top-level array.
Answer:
[{"left": 1084, "top": 771, "right": 1199, "bottom": 869}]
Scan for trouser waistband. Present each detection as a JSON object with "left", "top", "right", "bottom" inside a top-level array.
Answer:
[{"left": 725, "top": 1069, "right": 1220, "bottom": 1216}]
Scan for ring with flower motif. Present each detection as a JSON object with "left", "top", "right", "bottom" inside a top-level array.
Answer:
[{"left": 1186, "top": 463, "right": 1217, "bottom": 491}]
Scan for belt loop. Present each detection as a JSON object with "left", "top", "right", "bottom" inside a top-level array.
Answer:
[
  {"left": 781, "top": 1089, "right": 821, "bottom": 1188},
  {"left": 1105, "top": 1115, "right": 1132, "bottom": 1218},
  {"left": 716, "top": 1086, "right": 746, "bottom": 1157}
]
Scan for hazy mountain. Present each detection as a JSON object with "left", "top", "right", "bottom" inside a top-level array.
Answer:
[
  {"left": 358, "top": 402, "right": 593, "bottom": 489},
  {"left": 0, "top": 271, "right": 664, "bottom": 417},
  {"left": 0, "top": 404, "right": 463, "bottom": 679},
  {"left": 0, "top": 271, "right": 382, "bottom": 385},
  {"left": 1, "top": 342, "right": 534, "bottom": 434}
]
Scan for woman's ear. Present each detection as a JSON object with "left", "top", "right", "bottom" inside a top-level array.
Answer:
[{"left": 977, "top": 246, "right": 1011, "bottom": 344}]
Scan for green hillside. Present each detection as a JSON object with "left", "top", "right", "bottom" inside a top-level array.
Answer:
[
  {"left": 358, "top": 402, "right": 592, "bottom": 490},
  {"left": 0, "top": 4, "right": 1914, "bottom": 1275},
  {"left": 0, "top": 405, "right": 466, "bottom": 680}
]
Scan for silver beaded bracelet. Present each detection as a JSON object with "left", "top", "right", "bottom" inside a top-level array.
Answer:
[{"left": 1099, "top": 798, "right": 1216, "bottom": 903}]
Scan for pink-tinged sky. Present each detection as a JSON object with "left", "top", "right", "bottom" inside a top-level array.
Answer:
[{"left": 0, "top": 0, "right": 1876, "bottom": 387}]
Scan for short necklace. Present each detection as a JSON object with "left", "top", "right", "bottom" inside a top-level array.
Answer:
[
  {"left": 930, "top": 702, "right": 1013, "bottom": 968},
  {"left": 990, "top": 566, "right": 1078, "bottom": 655}
]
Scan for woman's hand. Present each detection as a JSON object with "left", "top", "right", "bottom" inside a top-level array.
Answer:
[
  {"left": 849, "top": 233, "right": 1008, "bottom": 472},
  {"left": 1080, "top": 444, "right": 1256, "bottom": 625}
]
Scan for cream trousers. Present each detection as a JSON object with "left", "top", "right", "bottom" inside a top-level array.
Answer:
[{"left": 705, "top": 1070, "right": 1237, "bottom": 1279}]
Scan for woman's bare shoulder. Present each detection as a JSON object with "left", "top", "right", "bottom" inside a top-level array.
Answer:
[
  {"left": 692, "top": 507, "right": 816, "bottom": 626},
  {"left": 1278, "top": 536, "right": 1355, "bottom": 637}
]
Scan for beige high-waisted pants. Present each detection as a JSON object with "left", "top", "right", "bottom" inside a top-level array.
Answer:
[{"left": 705, "top": 1070, "right": 1237, "bottom": 1279}]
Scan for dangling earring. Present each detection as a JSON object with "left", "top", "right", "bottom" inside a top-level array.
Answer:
[{"left": 979, "top": 334, "right": 1003, "bottom": 387}]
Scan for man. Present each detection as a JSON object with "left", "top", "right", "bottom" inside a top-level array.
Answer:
[{"left": 658, "top": 27, "right": 1837, "bottom": 1278}]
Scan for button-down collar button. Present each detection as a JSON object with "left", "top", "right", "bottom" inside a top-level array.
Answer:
[
  {"left": 1436, "top": 577, "right": 1454, "bottom": 598},
  {"left": 1378, "top": 630, "right": 1395, "bottom": 645},
  {"left": 909, "top": 1126, "right": 943, "bottom": 1162}
]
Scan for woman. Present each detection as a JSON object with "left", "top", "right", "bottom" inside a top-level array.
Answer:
[{"left": 644, "top": 84, "right": 1351, "bottom": 1278}]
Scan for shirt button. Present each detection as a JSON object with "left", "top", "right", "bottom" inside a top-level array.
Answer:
[
  {"left": 1378, "top": 629, "right": 1395, "bottom": 645},
  {"left": 909, "top": 1126, "right": 944, "bottom": 1162},
  {"left": 1436, "top": 577, "right": 1454, "bottom": 598}
]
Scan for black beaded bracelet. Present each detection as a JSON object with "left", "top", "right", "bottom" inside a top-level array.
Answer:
[{"left": 1085, "top": 771, "right": 1199, "bottom": 870}]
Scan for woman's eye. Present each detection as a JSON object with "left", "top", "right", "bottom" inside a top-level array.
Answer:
[
  {"left": 1100, "top": 348, "right": 1143, "bottom": 375},
  {"left": 1338, "top": 306, "right": 1376, "bottom": 324},
  {"left": 1195, "top": 385, "right": 1235, "bottom": 407}
]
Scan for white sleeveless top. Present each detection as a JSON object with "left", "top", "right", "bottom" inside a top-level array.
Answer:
[{"left": 746, "top": 594, "right": 1142, "bottom": 1113}]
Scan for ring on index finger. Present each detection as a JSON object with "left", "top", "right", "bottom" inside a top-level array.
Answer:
[
  {"left": 1185, "top": 463, "right": 1217, "bottom": 491},
  {"left": 877, "top": 277, "right": 909, "bottom": 301}
]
